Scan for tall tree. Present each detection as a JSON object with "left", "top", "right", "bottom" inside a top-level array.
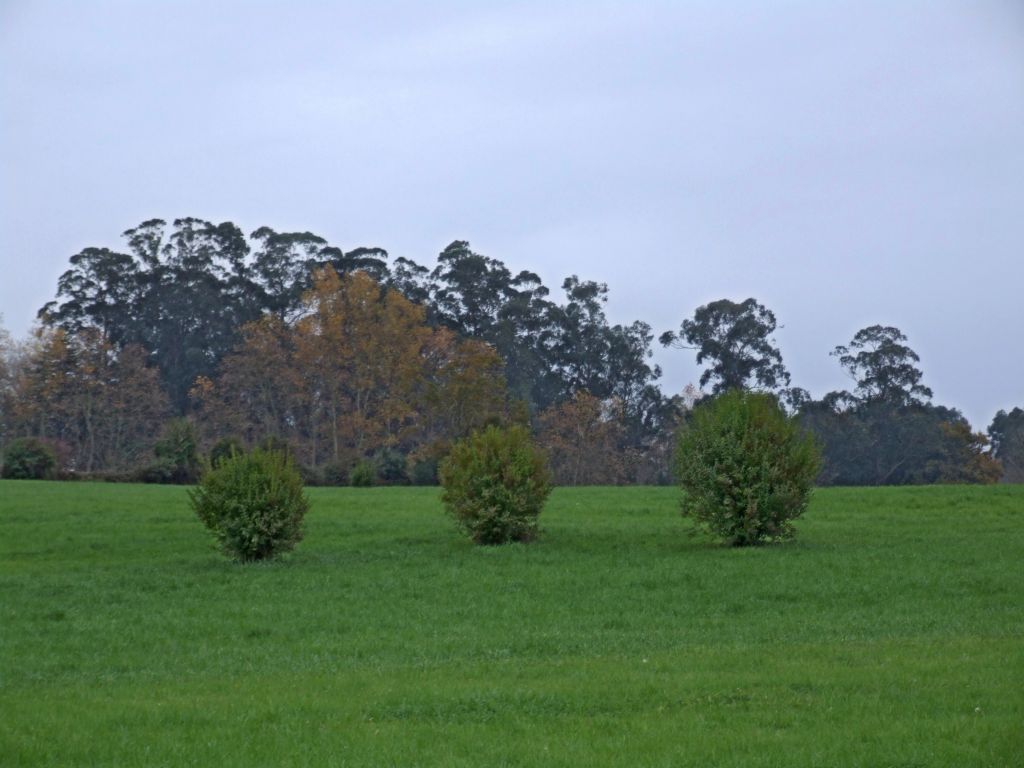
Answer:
[
  {"left": 660, "top": 298, "right": 790, "bottom": 394},
  {"left": 988, "top": 407, "right": 1024, "bottom": 482},
  {"left": 831, "top": 325, "right": 932, "bottom": 406},
  {"left": 38, "top": 247, "right": 140, "bottom": 345},
  {"left": 430, "top": 241, "right": 518, "bottom": 338},
  {"left": 10, "top": 327, "right": 168, "bottom": 472},
  {"left": 249, "top": 227, "right": 327, "bottom": 319},
  {"left": 197, "top": 268, "right": 510, "bottom": 471}
]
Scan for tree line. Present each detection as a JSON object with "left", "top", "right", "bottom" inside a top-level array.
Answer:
[{"left": 0, "top": 217, "right": 1020, "bottom": 485}]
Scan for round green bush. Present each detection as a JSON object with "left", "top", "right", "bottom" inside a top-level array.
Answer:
[
  {"left": 676, "top": 390, "right": 820, "bottom": 546},
  {"left": 189, "top": 448, "right": 308, "bottom": 562},
  {"left": 350, "top": 459, "right": 376, "bottom": 487},
  {"left": 320, "top": 461, "right": 349, "bottom": 487},
  {"left": 1, "top": 437, "right": 58, "bottom": 479},
  {"left": 374, "top": 448, "right": 409, "bottom": 485},
  {"left": 439, "top": 424, "right": 552, "bottom": 545}
]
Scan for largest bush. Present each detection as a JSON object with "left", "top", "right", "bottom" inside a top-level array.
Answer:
[
  {"left": 676, "top": 390, "right": 820, "bottom": 546},
  {"left": 189, "top": 448, "right": 308, "bottom": 562},
  {"left": 440, "top": 424, "right": 551, "bottom": 545}
]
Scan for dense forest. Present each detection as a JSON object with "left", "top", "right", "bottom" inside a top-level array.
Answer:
[{"left": 1, "top": 217, "right": 1021, "bottom": 485}]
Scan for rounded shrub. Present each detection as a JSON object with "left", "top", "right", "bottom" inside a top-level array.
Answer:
[
  {"left": 1, "top": 437, "right": 58, "bottom": 479},
  {"left": 350, "top": 459, "right": 376, "bottom": 487},
  {"left": 676, "top": 390, "right": 820, "bottom": 546},
  {"left": 374, "top": 448, "right": 409, "bottom": 485},
  {"left": 320, "top": 461, "right": 349, "bottom": 487},
  {"left": 141, "top": 418, "right": 201, "bottom": 484},
  {"left": 189, "top": 448, "right": 309, "bottom": 562},
  {"left": 440, "top": 424, "right": 552, "bottom": 545}
]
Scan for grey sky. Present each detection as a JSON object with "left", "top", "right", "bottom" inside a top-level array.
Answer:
[{"left": 2, "top": 0, "right": 1022, "bottom": 429}]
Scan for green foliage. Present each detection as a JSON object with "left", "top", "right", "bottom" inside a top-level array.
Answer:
[
  {"left": 319, "top": 461, "right": 349, "bottom": 487},
  {"left": 374, "top": 448, "right": 409, "bottom": 485},
  {"left": 988, "top": 407, "right": 1024, "bottom": 483},
  {"left": 801, "top": 399, "right": 1000, "bottom": 486},
  {"left": 410, "top": 457, "right": 439, "bottom": 486},
  {"left": 440, "top": 424, "right": 552, "bottom": 544},
  {"left": 661, "top": 298, "right": 790, "bottom": 394},
  {"left": 209, "top": 437, "right": 245, "bottom": 467},
  {"left": 1, "top": 437, "right": 58, "bottom": 479},
  {"left": 143, "top": 418, "right": 200, "bottom": 484},
  {"left": 349, "top": 459, "right": 376, "bottom": 487},
  {"left": 676, "top": 390, "right": 820, "bottom": 545},
  {"left": 188, "top": 448, "right": 308, "bottom": 562},
  {"left": 831, "top": 325, "right": 932, "bottom": 406}
]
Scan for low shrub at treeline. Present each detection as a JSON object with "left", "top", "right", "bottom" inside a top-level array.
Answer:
[
  {"left": 676, "top": 390, "right": 820, "bottom": 546},
  {"left": 1, "top": 437, "right": 58, "bottom": 480}
]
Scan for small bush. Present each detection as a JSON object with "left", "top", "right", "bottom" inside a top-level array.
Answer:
[
  {"left": 320, "top": 461, "right": 349, "bottom": 487},
  {"left": 134, "top": 459, "right": 183, "bottom": 484},
  {"left": 410, "top": 457, "right": 439, "bottom": 486},
  {"left": 375, "top": 448, "right": 409, "bottom": 485},
  {"left": 676, "top": 390, "right": 820, "bottom": 546},
  {"left": 440, "top": 424, "right": 552, "bottom": 545},
  {"left": 350, "top": 459, "right": 376, "bottom": 487},
  {"left": 145, "top": 419, "right": 201, "bottom": 484},
  {"left": 1, "top": 438, "right": 58, "bottom": 479},
  {"left": 189, "top": 448, "right": 308, "bottom": 562}
]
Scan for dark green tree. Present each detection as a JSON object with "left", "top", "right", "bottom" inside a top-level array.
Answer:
[
  {"left": 430, "top": 240, "right": 519, "bottom": 338},
  {"left": 319, "top": 245, "right": 391, "bottom": 284},
  {"left": 39, "top": 247, "right": 140, "bottom": 345},
  {"left": 988, "top": 407, "right": 1024, "bottom": 482},
  {"left": 660, "top": 298, "right": 790, "bottom": 394},
  {"left": 799, "top": 329, "right": 998, "bottom": 485},
  {"left": 831, "top": 325, "right": 932, "bottom": 406},
  {"left": 249, "top": 227, "right": 327, "bottom": 319}
]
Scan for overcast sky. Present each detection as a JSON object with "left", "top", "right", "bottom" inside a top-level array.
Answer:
[{"left": 1, "top": 0, "right": 1022, "bottom": 429}]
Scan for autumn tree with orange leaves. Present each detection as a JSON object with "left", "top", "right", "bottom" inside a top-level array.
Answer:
[{"left": 194, "top": 268, "right": 511, "bottom": 475}]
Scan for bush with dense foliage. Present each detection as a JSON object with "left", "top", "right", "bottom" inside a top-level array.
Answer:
[
  {"left": 139, "top": 419, "right": 201, "bottom": 484},
  {"left": 189, "top": 448, "right": 308, "bottom": 562},
  {"left": 374, "top": 448, "right": 409, "bottom": 485},
  {"left": 1, "top": 437, "right": 58, "bottom": 479},
  {"left": 350, "top": 459, "right": 376, "bottom": 487},
  {"left": 676, "top": 390, "right": 820, "bottom": 546},
  {"left": 439, "top": 424, "right": 552, "bottom": 545}
]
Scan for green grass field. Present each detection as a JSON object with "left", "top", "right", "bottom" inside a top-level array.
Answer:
[{"left": 1, "top": 481, "right": 1022, "bottom": 767}]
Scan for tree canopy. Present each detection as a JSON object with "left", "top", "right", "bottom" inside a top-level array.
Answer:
[
  {"left": 660, "top": 298, "right": 790, "bottom": 394},
  {"left": 0, "top": 217, "right": 1006, "bottom": 487}
]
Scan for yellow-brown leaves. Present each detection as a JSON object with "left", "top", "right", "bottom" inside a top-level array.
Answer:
[{"left": 206, "top": 268, "right": 510, "bottom": 469}]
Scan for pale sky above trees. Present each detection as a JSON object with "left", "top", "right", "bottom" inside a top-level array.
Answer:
[{"left": 1, "top": 0, "right": 1022, "bottom": 429}]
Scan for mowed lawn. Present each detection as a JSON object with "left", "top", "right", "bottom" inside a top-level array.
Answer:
[{"left": 1, "top": 482, "right": 1022, "bottom": 767}]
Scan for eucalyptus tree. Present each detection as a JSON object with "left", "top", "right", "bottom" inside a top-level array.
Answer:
[
  {"left": 660, "top": 298, "right": 790, "bottom": 394},
  {"left": 830, "top": 325, "right": 932, "bottom": 406},
  {"left": 988, "top": 407, "right": 1024, "bottom": 482},
  {"left": 249, "top": 227, "right": 327, "bottom": 319}
]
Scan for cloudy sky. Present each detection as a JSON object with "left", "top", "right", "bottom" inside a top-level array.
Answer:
[{"left": 2, "top": 0, "right": 1022, "bottom": 429}]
